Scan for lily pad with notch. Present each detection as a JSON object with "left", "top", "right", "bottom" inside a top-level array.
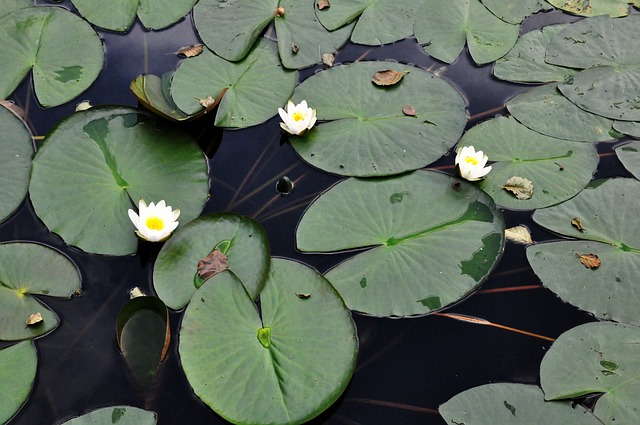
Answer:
[
  {"left": 59, "top": 406, "right": 157, "bottom": 424},
  {"left": 296, "top": 170, "right": 505, "bottom": 317},
  {"left": 0, "top": 340, "right": 37, "bottom": 424},
  {"left": 179, "top": 259, "right": 357, "bottom": 425}
]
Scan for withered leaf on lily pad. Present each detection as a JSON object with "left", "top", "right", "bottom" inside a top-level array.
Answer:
[
  {"left": 502, "top": 176, "right": 534, "bottom": 200},
  {"left": 25, "top": 312, "right": 43, "bottom": 326},
  {"left": 577, "top": 253, "right": 600, "bottom": 269},
  {"left": 176, "top": 44, "right": 204, "bottom": 58},
  {"left": 571, "top": 217, "right": 586, "bottom": 232},
  {"left": 322, "top": 53, "right": 334, "bottom": 67},
  {"left": 197, "top": 250, "right": 229, "bottom": 282},
  {"left": 402, "top": 105, "right": 416, "bottom": 116},
  {"left": 317, "top": 0, "right": 330, "bottom": 10},
  {"left": 505, "top": 225, "right": 533, "bottom": 245},
  {"left": 372, "top": 69, "right": 408, "bottom": 86}
]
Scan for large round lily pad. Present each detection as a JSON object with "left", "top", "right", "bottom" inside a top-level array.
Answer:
[
  {"left": 60, "top": 406, "right": 157, "bottom": 424},
  {"left": 528, "top": 178, "right": 640, "bottom": 326},
  {"left": 0, "top": 242, "right": 81, "bottom": 340},
  {"left": 179, "top": 259, "right": 357, "bottom": 425},
  {"left": 0, "top": 6, "right": 104, "bottom": 107},
  {"left": 154, "top": 213, "right": 270, "bottom": 310},
  {"left": 0, "top": 341, "right": 37, "bottom": 424},
  {"left": 459, "top": 116, "right": 598, "bottom": 209},
  {"left": 29, "top": 107, "right": 209, "bottom": 256},
  {"left": 289, "top": 61, "right": 467, "bottom": 177},
  {"left": 440, "top": 383, "right": 604, "bottom": 424},
  {"left": 0, "top": 106, "right": 33, "bottom": 223},
  {"left": 540, "top": 322, "right": 640, "bottom": 424},
  {"left": 171, "top": 40, "right": 297, "bottom": 128},
  {"left": 296, "top": 170, "right": 505, "bottom": 317}
]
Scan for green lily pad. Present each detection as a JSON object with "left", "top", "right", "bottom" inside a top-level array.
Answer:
[
  {"left": 0, "top": 6, "right": 103, "bottom": 107},
  {"left": 540, "top": 322, "right": 640, "bottom": 424},
  {"left": 0, "top": 242, "right": 81, "bottom": 340},
  {"left": 459, "top": 116, "right": 598, "bottom": 209},
  {"left": 71, "top": 0, "right": 197, "bottom": 32},
  {"left": 29, "top": 107, "right": 209, "bottom": 256},
  {"left": 296, "top": 170, "right": 505, "bottom": 317},
  {"left": 546, "top": 0, "right": 635, "bottom": 17},
  {"left": 0, "top": 341, "right": 37, "bottom": 424},
  {"left": 547, "top": 15, "right": 640, "bottom": 121},
  {"left": 528, "top": 178, "right": 640, "bottom": 325},
  {"left": 316, "top": 0, "right": 425, "bottom": 46},
  {"left": 507, "top": 83, "right": 616, "bottom": 142},
  {"left": 0, "top": 0, "right": 30, "bottom": 17},
  {"left": 616, "top": 141, "right": 640, "bottom": 180},
  {"left": 289, "top": 61, "right": 467, "bottom": 177},
  {"left": 0, "top": 106, "right": 33, "bottom": 223},
  {"left": 154, "top": 213, "right": 270, "bottom": 310},
  {"left": 414, "top": 0, "right": 520, "bottom": 65},
  {"left": 60, "top": 406, "right": 157, "bottom": 424},
  {"left": 171, "top": 40, "right": 297, "bottom": 128},
  {"left": 193, "top": 0, "right": 352, "bottom": 69},
  {"left": 440, "top": 383, "right": 604, "bottom": 424},
  {"left": 179, "top": 259, "right": 357, "bottom": 425},
  {"left": 493, "top": 24, "right": 578, "bottom": 83},
  {"left": 480, "top": 0, "right": 553, "bottom": 24},
  {"left": 613, "top": 120, "right": 640, "bottom": 138}
]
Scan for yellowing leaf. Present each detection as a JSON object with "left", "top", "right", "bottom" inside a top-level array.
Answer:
[
  {"left": 505, "top": 225, "right": 533, "bottom": 245},
  {"left": 502, "top": 176, "right": 534, "bottom": 200},
  {"left": 25, "top": 312, "right": 43, "bottom": 326},
  {"left": 322, "top": 53, "right": 335, "bottom": 67}
]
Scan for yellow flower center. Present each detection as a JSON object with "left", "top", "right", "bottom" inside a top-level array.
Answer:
[
  {"left": 146, "top": 216, "right": 165, "bottom": 231},
  {"left": 292, "top": 111, "right": 305, "bottom": 122},
  {"left": 465, "top": 156, "right": 479, "bottom": 166}
]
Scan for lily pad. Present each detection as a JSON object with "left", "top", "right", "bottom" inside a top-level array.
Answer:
[
  {"left": 0, "top": 106, "right": 33, "bottom": 224},
  {"left": 60, "top": 406, "right": 157, "bottom": 424},
  {"left": 171, "top": 40, "right": 297, "bottom": 128},
  {"left": 154, "top": 213, "right": 270, "bottom": 310},
  {"left": 615, "top": 141, "right": 640, "bottom": 179},
  {"left": 289, "top": 61, "right": 467, "bottom": 177},
  {"left": 0, "top": 6, "right": 103, "bottom": 107},
  {"left": 547, "top": 15, "right": 640, "bottom": 121},
  {"left": 613, "top": 120, "right": 640, "bottom": 138},
  {"left": 0, "top": 0, "right": 31, "bottom": 17},
  {"left": 296, "top": 170, "right": 505, "bottom": 317},
  {"left": 414, "top": 0, "right": 520, "bottom": 65},
  {"left": 493, "top": 24, "right": 578, "bottom": 83},
  {"left": 459, "top": 116, "right": 598, "bottom": 209},
  {"left": 440, "top": 383, "right": 604, "bottom": 424},
  {"left": 540, "top": 322, "right": 640, "bottom": 424},
  {"left": 179, "top": 259, "right": 357, "bottom": 425},
  {"left": 0, "top": 341, "right": 36, "bottom": 424},
  {"left": 507, "top": 83, "right": 616, "bottom": 142},
  {"left": 29, "top": 107, "right": 209, "bottom": 256},
  {"left": 480, "top": 0, "right": 553, "bottom": 24},
  {"left": 0, "top": 242, "right": 81, "bottom": 340},
  {"left": 546, "top": 0, "right": 636, "bottom": 17},
  {"left": 71, "top": 0, "right": 197, "bottom": 32},
  {"left": 528, "top": 178, "right": 640, "bottom": 325}
]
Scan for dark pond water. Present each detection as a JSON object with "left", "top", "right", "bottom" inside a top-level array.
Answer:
[{"left": 4, "top": 3, "right": 634, "bottom": 424}]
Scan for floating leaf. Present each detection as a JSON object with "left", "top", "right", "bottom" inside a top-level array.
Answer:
[
  {"left": 540, "top": 322, "right": 640, "bottom": 424},
  {"left": 297, "top": 171, "right": 505, "bottom": 317},
  {"left": 460, "top": 116, "right": 598, "bottom": 209},
  {"left": 29, "top": 107, "right": 209, "bottom": 256},
  {"left": 546, "top": 0, "right": 635, "bottom": 17},
  {"left": 441, "top": 383, "right": 605, "bottom": 424},
  {"left": 289, "top": 61, "right": 467, "bottom": 176},
  {"left": 480, "top": 0, "right": 553, "bottom": 24},
  {"left": 502, "top": 176, "right": 534, "bottom": 200},
  {"left": 577, "top": 253, "right": 600, "bottom": 269},
  {"left": 60, "top": 406, "right": 157, "bottom": 425},
  {"left": 154, "top": 213, "right": 270, "bottom": 310},
  {"left": 0, "top": 341, "right": 37, "bottom": 424},
  {"left": 528, "top": 178, "right": 640, "bottom": 325},
  {"left": 415, "top": 0, "right": 519, "bottom": 65},
  {"left": 0, "top": 6, "right": 103, "bottom": 107},
  {"left": 505, "top": 225, "right": 533, "bottom": 245},
  {"left": 179, "top": 259, "right": 357, "bottom": 425},
  {"left": 176, "top": 44, "right": 204, "bottom": 58},
  {"left": 0, "top": 242, "right": 81, "bottom": 340},
  {"left": 372, "top": 69, "right": 406, "bottom": 86},
  {"left": 615, "top": 140, "right": 640, "bottom": 180}
]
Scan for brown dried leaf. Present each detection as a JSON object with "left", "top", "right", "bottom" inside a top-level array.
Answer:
[
  {"left": 571, "top": 217, "right": 586, "bottom": 232},
  {"left": 197, "top": 250, "right": 229, "bottom": 280},
  {"left": 274, "top": 6, "right": 285, "bottom": 16},
  {"left": 402, "top": 105, "right": 416, "bottom": 116},
  {"left": 197, "top": 96, "right": 216, "bottom": 108},
  {"left": 505, "top": 225, "right": 533, "bottom": 245},
  {"left": 372, "top": 69, "right": 408, "bottom": 86},
  {"left": 577, "top": 253, "right": 600, "bottom": 269},
  {"left": 502, "top": 176, "right": 534, "bottom": 200},
  {"left": 291, "top": 42, "right": 299, "bottom": 54},
  {"left": 176, "top": 44, "right": 204, "bottom": 58},
  {"left": 322, "top": 53, "right": 334, "bottom": 67},
  {"left": 317, "top": 0, "right": 330, "bottom": 9},
  {"left": 26, "top": 312, "right": 43, "bottom": 326}
]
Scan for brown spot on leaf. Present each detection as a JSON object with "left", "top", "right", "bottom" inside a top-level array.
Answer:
[
  {"left": 571, "top": 217, "right": 586, "bottom": 232},
  {"left": 451, "top": 181, "right": 461, "bottom": 191},
  {"left": 577, "top": 253, "right": 600, "bottom": 269},
  {"left": 176, "top": 44, "right": 204, "bottom": 58},
  {"left": 26, "top": 312, "right": 43, "bottom": 326},
  {"left": 317, "top": 0, "right": 330, "bottom": 9},
  {"left": 372, "top": 69, "right": 408, "bottom": 86},
  {"left": 402, "top": 105, "right": 416, "bottom": 116},
  {"left": 197, "top": 250, "right": 229, "bottom": 280}
]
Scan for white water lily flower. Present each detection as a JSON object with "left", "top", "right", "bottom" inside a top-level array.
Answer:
[
  {"left": 278, "top": 100, "right": 317, "bottom": 136},
  {"left": 128, "top": 200, "right": 180, "bottom": 242},
  {"left": 455, "top": 145, "right": 492, "bottom": 181}
]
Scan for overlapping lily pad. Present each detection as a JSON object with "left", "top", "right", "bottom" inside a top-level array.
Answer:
[
  {"left": 546, "top": 0, "right": 637, "bottom": 17},
  {"left": 507, "top": 84, "right": 616, "bottom": 142},
  {"left": 528, "top": 178, "right": 640, "bottom": 325},
  {"left": 29, "top": 107, "right": 209, "bottom": 256},
  {"left": 414, "top": 0, "right": 519, "bottom": 65},
  {"left": 0, "top": 341, "right": 36, "bottom": 424},
  {"left": 60, "top": 406, "right": 157, "bottom": 424},
  {"left": 459, "top": 116, "right": 598, "bottom": 209},
  {"left": 154, "top": 213, "right": 270, "bottom": 310},
  {"left": 0, "top": 6, "right": 103, "bottom": 107},
  {"left": 71, "top": 0, "right": 197, "bottom": 32},
  {"left": 540, "top": 322, "right": 640, "bottom": 424},
  {"left": 171, "top": 40, "right": 297, "bottom": 128},
  {"left": 0, "top": 242, "right": 81, "bottom": 340},
  {"left": 547, "top": 15, "right": 640, "bottom": 121},
  {"left": 480, "top": 0, "right": 553, "bottom": 24},
  {"left": 615, "top": 141, "right": 640, "bottom": 180},
  {"left": 440, "top": 383, "right": 604, "bottom": 424},
  {"left": 289, "top": 61, "right": 467, "bottom": 177},
  {"left": 613, "top": 121, "right": 640, "bottom": 138},
  {"left": 0, "top": 0, "right": 30, "bottom": 17},
  {"left": 179, "top": 259, "right": 357, "bottom": 425},
  {"left": 296, "top": 171, "right": 505, "bottom": 317}
]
